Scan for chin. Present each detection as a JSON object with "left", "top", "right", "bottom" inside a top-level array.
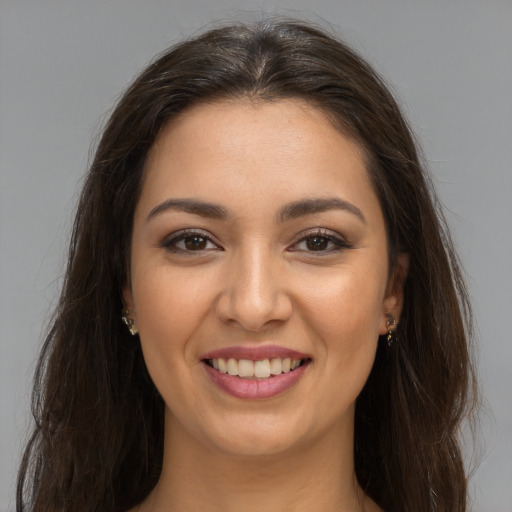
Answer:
[
  {"left": 188, "top": 411, "right": 313, "bottom": 459},
  {"left": 222, "top": 432, "right": 299, "bottom": 457}
]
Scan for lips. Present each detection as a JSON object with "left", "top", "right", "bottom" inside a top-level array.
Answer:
[{"left": 201, "top": 345, "right": 311, "bottom": 399}]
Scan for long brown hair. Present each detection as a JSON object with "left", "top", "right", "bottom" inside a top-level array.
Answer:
[{"left": 17, "top": 18, "right": 477, "bottom": 512}]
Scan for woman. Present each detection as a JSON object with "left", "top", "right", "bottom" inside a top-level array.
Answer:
[{"left": 17, "top": 18, "right": 477, "bottom": 512}]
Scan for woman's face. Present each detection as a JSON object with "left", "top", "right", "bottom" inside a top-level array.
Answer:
[{"left": 125, "top": 98, "right": 405, "bottom": 457}]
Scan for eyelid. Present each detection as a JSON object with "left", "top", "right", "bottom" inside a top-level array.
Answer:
[
  {"left": 160, "top": 227, "right": 350, "bottom": 254},
  {"left": 161, "top": 228, "right": 223, "bottom": 253},
  {"left": 287, "top": 228, "right": 351, "bottom": 253}
]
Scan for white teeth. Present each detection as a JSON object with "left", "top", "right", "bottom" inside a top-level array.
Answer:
[
  {"left": 270, "top": 357, "right": 282, "bottom": 375},
  {"left": 227, "top": 358, "right": 238, "bottom": 376},
  {"left": 209, "top": 357, "right": 304, "bottom": 378},
  {"left": 218, "top": 358, "right": 227, "bottom": 373},
  {"left": 254, "top": 359, "right": 271, "bottom": 378},
  {"left": 238, "top": 359, "right": 254, "bottom": 377}
]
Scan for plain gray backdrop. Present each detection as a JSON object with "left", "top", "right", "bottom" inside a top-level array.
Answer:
[{"left": 1, "top": 1, "right": 511, "bottom": 511}]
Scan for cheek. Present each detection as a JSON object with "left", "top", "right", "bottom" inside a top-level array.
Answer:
[
  {"left": 300, "top": 265, "right": 386, "bottom": 341},
  {"left": 297, "top": 263, "right": 386, "bottom": 389},
  {"left": 132, "top": 266, "right": 213, "bottom": 364},
  {"left": 131, "top": 266, "right": 217, "bottom": 414}
]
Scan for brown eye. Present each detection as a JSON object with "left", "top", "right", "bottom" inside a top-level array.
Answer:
[
  {"left": 288, "top": 230, "right": 349, "bottom": 254},
  {"left": 162, "top": 230, "right": 220, "bottom": 254},
  {"left": 184, "top": 235, "right": 208, "bottom": 250},
  {"left": 306, "top": 236, "right": 329, "bottom": 251}
]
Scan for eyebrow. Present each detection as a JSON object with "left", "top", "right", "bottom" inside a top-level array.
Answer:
[
  {"left": 146, "top": 198, "right": 229, "bottom": 222},
  {"left": 146, "top": 196, "right": 366, "bottom": 224},
  {"left": 277, "top": 197, "right": 366, "bottom": 224}
]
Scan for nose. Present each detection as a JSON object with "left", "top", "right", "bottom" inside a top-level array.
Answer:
[{"left": 215, "top": 246, "right": 293, "bottom": 332}]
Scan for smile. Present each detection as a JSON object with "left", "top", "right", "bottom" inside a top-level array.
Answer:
[
  {"left": 201, "top": 347, "right": 312, "bottom": 399},
  {"left": 206, "top": 357, "right": 304, "bottom": 379}
]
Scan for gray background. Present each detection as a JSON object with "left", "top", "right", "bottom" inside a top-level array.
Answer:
[{"left": 1, "top": 1, "right": 511, "bottom": 510}]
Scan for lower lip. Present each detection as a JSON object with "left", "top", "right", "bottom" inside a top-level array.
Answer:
[{"left": 203, "top": 361, "right": 309, "bottom": 399}]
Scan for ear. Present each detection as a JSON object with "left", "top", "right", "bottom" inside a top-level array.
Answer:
[
  {"left": 378, "top": 252, "right": 409, "bottom": 335},
  {"left": 121, "top": 284, "right": 139, "bottom": 335},
  {"left": 122, "top": 284, "right": 137, "bottom": 322},
  {"left": 122, "top": 284, "right": 134, "bottom": 311}
]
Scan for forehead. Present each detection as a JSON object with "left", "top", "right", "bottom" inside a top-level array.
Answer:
[{"left": 139, "top": 98, "right": 382, "bottom": 225}]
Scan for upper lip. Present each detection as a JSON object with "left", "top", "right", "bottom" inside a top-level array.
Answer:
[{"left": 201, "top": 344, "right": 311, "bottom": 361}]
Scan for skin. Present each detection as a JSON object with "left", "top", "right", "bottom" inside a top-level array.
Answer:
[{"left": 124, "top": 98, "right": 407, "bottom": 512}]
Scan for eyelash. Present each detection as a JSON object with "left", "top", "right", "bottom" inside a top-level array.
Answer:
[
  {"left": 161, "top": 228, "right": 350, "bottom": 255},
  {"left": 161, "top": 229, "right": 222, "bottom": 254},
  {"left": 289, "top": 229, "right": 350, "bottom": 254}
]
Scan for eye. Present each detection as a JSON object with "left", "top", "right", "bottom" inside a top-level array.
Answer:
[
  {"left": 289, "top": 230, "right": 349, "bottom": 253},
  {"left": 162, "top": 230, "right": 221, "bottom": 254}
]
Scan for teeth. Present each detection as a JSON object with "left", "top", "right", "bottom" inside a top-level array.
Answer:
[
  {"left": 238, "top": 359, "right": 254, "bottom": 377},
  {"left": 269, "top": 357, "right": 282, "bottom": 375},
  {"left": 210, "top": 357, "right": 303, "bottom": 379},
  {"left": 227, "top": 358, "right": 238, "bottom": 376},
  {"left": 254, "top": 359, "right": 271, "bottom": 378}
]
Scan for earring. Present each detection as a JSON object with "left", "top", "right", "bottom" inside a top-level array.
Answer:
[
  {"left": 386, "top": 315, "right": 397, "bottom": 347},
  {"left": 121, "top": 309, "right": 138, "bottom": 335}
]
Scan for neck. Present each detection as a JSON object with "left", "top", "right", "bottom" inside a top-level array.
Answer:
[{"left": 139, "top": 408, "right": 377, "bottom": 512}]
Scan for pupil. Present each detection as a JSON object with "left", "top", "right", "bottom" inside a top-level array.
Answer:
[
  {"left": 185, "top": 236, "right": 207, "bottom": 250},
  {"left": 307, "top": 236, "right": 328, "bottom": 251}
]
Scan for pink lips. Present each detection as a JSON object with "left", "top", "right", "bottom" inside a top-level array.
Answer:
[
  {"left": 201, "top": 345, "right": 311, "bottom": 400},
  {"left": 201, "top": 345, "right": 309, "bottom": 361}
]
